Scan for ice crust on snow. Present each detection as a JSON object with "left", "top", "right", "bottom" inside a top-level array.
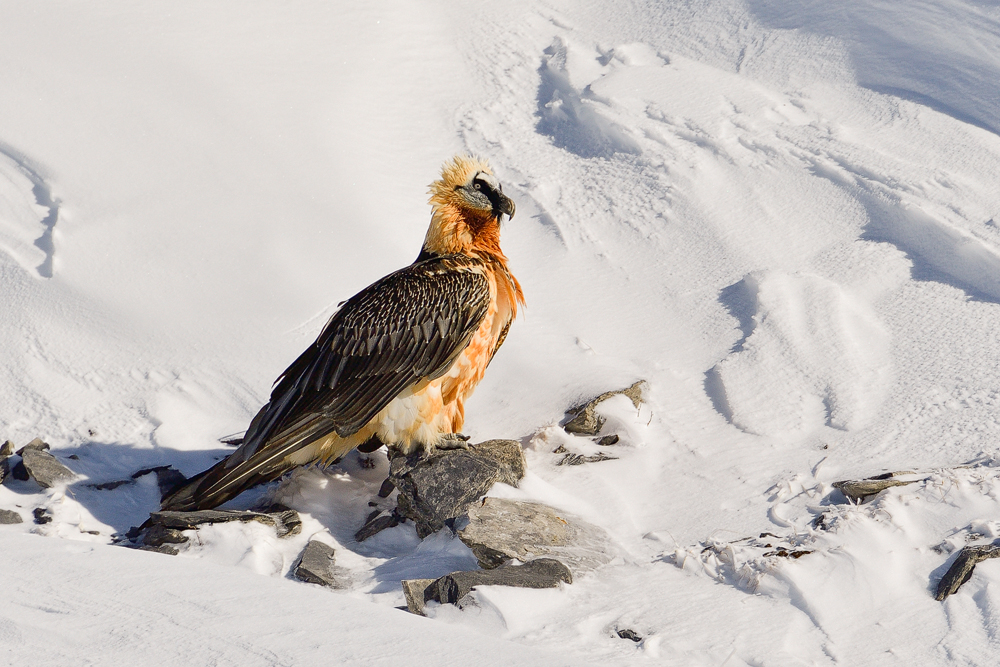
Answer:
[{"left": 3, "top": 0, "right": 1000, "bottom": 664}]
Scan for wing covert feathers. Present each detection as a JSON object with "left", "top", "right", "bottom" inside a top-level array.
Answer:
[{"left": 161, "top": 254, "right": 492, "bottom": 511}]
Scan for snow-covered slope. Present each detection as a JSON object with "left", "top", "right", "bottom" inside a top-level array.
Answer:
[{"left": 2, "top": 0, "right": 1000, "bottom": 664}]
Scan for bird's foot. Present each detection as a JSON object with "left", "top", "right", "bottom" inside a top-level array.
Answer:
[{"left": 435, "top": 433, "right": 471, "bottom": 451}]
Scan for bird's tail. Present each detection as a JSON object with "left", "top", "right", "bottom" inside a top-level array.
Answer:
[{"left": 160, "top": 415, "right": 342, "bottom": 511}]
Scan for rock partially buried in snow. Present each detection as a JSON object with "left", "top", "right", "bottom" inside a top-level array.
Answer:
[
  {"left": 16, "top": 438, "right": 50, "bottom": 455},
  {"left": 0, "top": 440, "right": 14, "bottom": 456},
  {"left": 423, "top": 558, "right": 572, "bottom": 606},
  {"left": 401, "top": 578, "right": 437, "bottom": 615},
  {"left": 935, "top": 544, "right": 1000, "bottom": 601},
  {"left": 563, "top": 381, "right": 645, "bottom": 436},
  {"left": 0, "top": 508, "right": 23, "bottom": 524},
  {"left": 293, "top": 540, "right": 350, "bottom": 589},
  {"left": 832, "top": 471, "right": 922, "bottom": 504},
  {"left": 458, "top": 497, "right": 616, "bottom": 573},
  {"left": 20, "top": 448, "right": 76, "bottom": 488},
  {"left": 388, "top": 440, "right": 526, "bottom": 539},
  {"left": 127, "top": 508, "right": 304, "bottom": 553}
]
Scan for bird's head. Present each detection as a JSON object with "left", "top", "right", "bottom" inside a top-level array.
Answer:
[{"left": 423, "top": 155, "right": 515, "bottom": 257}]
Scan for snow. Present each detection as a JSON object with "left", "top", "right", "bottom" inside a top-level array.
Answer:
[{"left": 2, "top": 0, "right": 1000, "bottom": 663}]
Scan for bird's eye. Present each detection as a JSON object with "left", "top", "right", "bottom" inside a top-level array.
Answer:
[{"left": 474, "top": 183, "right": 481, "bottom": 190}]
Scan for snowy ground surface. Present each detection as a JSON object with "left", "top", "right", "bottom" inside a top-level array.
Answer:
[{"left": 2, "top": 1, "right": 1000, "bottom": 664}]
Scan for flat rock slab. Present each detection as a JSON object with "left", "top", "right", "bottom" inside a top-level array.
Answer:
[
  {"left": 563, "top": 381, "right": 645, "bottom": 436},
  {"left": 146, "top": 509, "right": 303, "bottom": 538},
  {"left": 832, "top": 472, "right": 921, "bottom": 504},
  {"left": 0, "top": 509, "right": 23, "bottom": 524},
  {"left": 389, "top": 439, "right": 526, "bottom": 538},
  {"left": 424, "top": 558, "right": 572, "bottom": 605},
  {"left": 294, "top": 540, "right": 350, "bottom": 589},
  {"left": 16, "top": 438, "right": 49, "bottom": 455},
  {"left": 936, "top": 544, "right": 1000, "bottom": 601},
  {"left": 21, "top": 449, "right": 76, "bottom": 488},
  {"left": 458, "top": 497, "right": 616, "bottom": 573}
]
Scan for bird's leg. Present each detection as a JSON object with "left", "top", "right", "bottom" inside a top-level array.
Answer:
[{"left": 435, "top": 432, "right": 471, "bottom": 451}]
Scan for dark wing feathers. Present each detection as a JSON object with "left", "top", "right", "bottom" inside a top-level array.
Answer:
[
  {"left": 238, "top": 254, "right": 490, "bottom": 461},
  {"left": 161, "top": 254, "right": 492, "bottom": 511}
]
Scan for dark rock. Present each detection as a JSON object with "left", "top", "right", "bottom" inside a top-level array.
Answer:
[
  {"left": 617, "top": 628, "right": 642, "bottom": 642},
  {"left": 832, "top": 472, "right": 921, "bottom": 504},
  {"left": 936, "top": 544, "right": 1000, "bottom": 601},
  {"left": 141, "top": 523, "right": 189, "bottom": 547},
  {"left": 390, "top": 440, "right": 526, "bottom": 538},
  {"left": 0, "top": 440, "right": 14, "bottom": 456},
  {"left": 424, "top": 558, "right": 572, "bottom": 605},
  {"left": 132, "top": 466, "right": 187, "bottom": 497},
  {"left": 458, "top": 498, "right": 617, "bottom": 573},
  {"left": 377, "top": 478, "right": 395, "bottom": 498},
  {"left": 10, "top": 459, "right": 29, "bottom": 481},
  {"left": 86, "top": 479, "right": 136, "bottom": 491},
  {"left": 401, "top": 578, "right": 436, "bottom": 615},
  {"left": 67, "top": 454, "right": 80, "bottom": 460},
  {"left": 17, "top": 438, "right": 50, "bottom": 455},
  {"left": 21, "top": 449, "right": 75, "bottom": 488},
  {"left": 294, "top": 539, "right": 350, "bottom": 589},
  {"left": 557, "top": 452, "right": 617, "bottom": 466},
  {"left": 564, "top": 381, "right": 645, "bottom": 436},
  {"left": 596, "top": 434, "right": 620, "bottom": 446},
  {"left": 138, "top": 544, "right": 179, "bottom": 556},
  {"left": 354, "top": 511, "right": 400, "bottom": 542},
  {"left": 33, "top": 508, "right": 52, "bottom": 524},
  {"left": 0, "top": 509, "right": 23, "bottom": 524},
  {"left": 146, "top": 508, "right": 302, "bottom": 538}
]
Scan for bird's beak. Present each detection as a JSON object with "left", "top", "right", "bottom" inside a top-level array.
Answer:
[{"left": 498, "top": 193, "right": 515, "bottom": 220}]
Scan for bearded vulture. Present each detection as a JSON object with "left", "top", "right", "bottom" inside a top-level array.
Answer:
[{"left": 161, "top": 155, "right": 523, "bottom": 511}]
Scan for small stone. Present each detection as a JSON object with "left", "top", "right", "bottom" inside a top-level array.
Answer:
[
  {"left": 564, "top": 381, "right": 645, "bottom": 436},
  {"left": 458, "top": 498, "right": 617, "bottom": 573},
  {"left": 33, "top": 508, "right": 52, "bottom": 524},
  {"left": 557, "top": 452, "right": 617, "bottom": 466},
  {"left": 0, "top": 509, "right": 23, "bottom": 524},
  {"left": 401, "top": 579, "right": 436, "bottom": 615},
  {"left": 354, "top": 511, "right": 399, "bottom": 542},
  {"left": 17, "top": 438, "right": 50, "bottom": 455},
  {"left": 21, "top": 449, "right": 76, "bottom": 488},
  {"left": 617, "top": 628, "right": 642, "bottom": 642},
  {"left": 832, "top": 472, "right": 921, "bottom": 504},
  {"left": 146, "top": 508, "right": 302, "bottom": 538},
  {"left": 0, "top": 440, "right": 15, "bottom": 456},
  {"left": 86, "top": 479, "right": 136, "bottom": 491},
  {"left": 377, "top": 478, "right": 395, "bottom": 498},
  {"left": 596, "top": 434, "right": 620, "bottom": 447},
  {"left": 11, "top": 459, "right": 29, "bottom": 481},
  {"left": 294, "top": 540, "right": 350, "bottom": 589},
  {"left": 141, "top": 523, "right": 189, "bottom": 547},
  {"left": 936, "top": 544, "right": 1000, "bottom": 601},
  {"left": 390, "top": 440, "right": 526, "bottom": 538},
  {"left": 424, "top": 558, "right": 572, "bottom": 605}
]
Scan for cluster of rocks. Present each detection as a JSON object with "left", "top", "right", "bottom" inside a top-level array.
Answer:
[
  {"left": 0, "top": 438, "right": 76, "bottom": 490},
  {"left": 554, "top": 381, "right": 644, "bottom": 466}
]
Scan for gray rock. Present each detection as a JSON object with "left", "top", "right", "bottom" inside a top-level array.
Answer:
[
  {"left": 458, "top": 497, "right": 617, "bottom": 573},
  {"left": 424, "top": 558, "right": 572, "bottom": 605},
  {"left": 17, "top": 438, "right": 50, "bottom": 455},
  {"left": 0, "top": 509, "right": 23, "bottom": 524},
  {"left": 557, "top": 452, "right": 617, "bottom": 466},
  {"left": 141, "top": 523, "right": 189, "bottom": 547},
  {"left": 294, "top": 540, "right": 350, "bottom": 589},
  {"left": 563, "top": 381, "right": 645, "bottom": 436},
  {"left": 936, "top": 544, "right": 1000, "bottom": 601},
  {"left": 146, "top": 508, "right": 302, "bottom": 538},
  {"left": 596, "top": 434, "right": 620, "bottom": 447},
  {"left": 390, "top": 440, "right": 526, "bottom": 538},
  {"left": 354, "top": 511, "right": 399, "bottom": 542},
  {"left": 33, "top": 508, "right": 52, "bottom": 524},
  {"left": 21, "top": 448, "right": 75, "bottom": 488},
  {"left": 832, "top": 472, "right": 921, "bottom": 503},
  {"left": 0, "top": 440, "right": 14, "bottom": 456},
  {"left": 401, "top": 578, "right": 436, "bottom": 615},
  {"left": 617, "top": 628, "right": 642, "bottom": 642}
]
